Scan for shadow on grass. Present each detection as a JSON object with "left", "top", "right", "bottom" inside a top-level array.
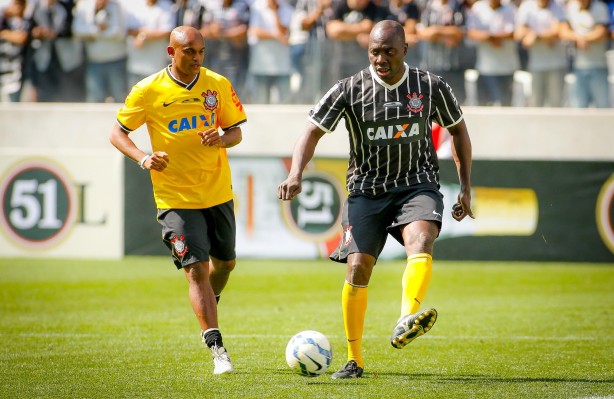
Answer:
[
  {"left": 367, "top": 372, "right": 614, "bottom": 385},
  {"left": 231, "top": 368, "right": 614, "bottom": 387}
]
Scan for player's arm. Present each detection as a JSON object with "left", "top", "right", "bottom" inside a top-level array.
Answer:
[
  {"left": 109, "top": 123, "right": 169, "bottom": 171},
  {"left": 326, "top": 18, "right": 373, "bottom": 41},
  {"left": 278, "top": 123, "right": 326, "bottom": 201},
  {"left": 448, "top": 119, "right": 474, "bottom": 221},
  {"left": 220, "top": 126, "right": 242, "bottom": 148}
]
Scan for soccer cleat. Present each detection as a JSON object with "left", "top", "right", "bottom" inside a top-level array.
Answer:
[
  {"left": 390, "top": 308, "right": 438, "bottom": 349},
  {"left": 331, "top": 360, "right": 363, "bottom": 379},
  {"left": 210, "top": 345, "right": 234, "bottom": 375}
]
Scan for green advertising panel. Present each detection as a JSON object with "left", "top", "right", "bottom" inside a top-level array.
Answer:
[
  {"left": 124, "top": 158, "right": 614, "bottom": 262},
  {"left": 437, "top": 160, "right": 613, "bottom": 262}
]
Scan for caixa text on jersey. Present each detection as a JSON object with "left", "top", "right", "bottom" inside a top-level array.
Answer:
[{"left": 168, "top": 113, "right": 216, "bottom": 133}]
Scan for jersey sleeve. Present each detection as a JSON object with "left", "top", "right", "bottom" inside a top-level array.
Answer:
[
  {"left": 219, "top": 81, "right": 247, "bottom": 131},
  {"left": 308, "top": 82, "right": 347, "bottom": 133},
  {"left": 116, "top": 84, "right": 146, "bottom": 132},
  {"left": 432, "top": 76, "right": 463, "bottom": 128}
]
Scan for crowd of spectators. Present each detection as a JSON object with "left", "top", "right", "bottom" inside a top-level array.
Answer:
[{"left": 0, "top": 0, "right": 613, "bottom": 107}]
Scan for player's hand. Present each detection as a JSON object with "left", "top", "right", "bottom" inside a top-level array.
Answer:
[
  {"left": 278, "top": 175, "right": 302, "bottom": 201},
  {"left": 146, "top": 151, "right": 169, "bottom": 172},
  {"left": 198, "top": 128, "right": 222, "bottom": 147},
  {"left": 451, "top": 192, "right": 474, "bottom": 222}
]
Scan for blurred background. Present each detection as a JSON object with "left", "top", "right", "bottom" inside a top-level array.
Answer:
[{"left": 1, "top": 0, "right": 613, "bottom": 263}]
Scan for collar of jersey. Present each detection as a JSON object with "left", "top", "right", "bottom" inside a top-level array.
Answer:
[
  {"left": 166, "top": 65, "right": 200, "bottom": 90},
  {"left": 368, "top": 62, "right": 409, "bottom": 91}
]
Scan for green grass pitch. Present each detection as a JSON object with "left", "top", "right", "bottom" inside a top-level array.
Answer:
[{"left": 1, "top": 257, "right": 613, "bottom": 399}]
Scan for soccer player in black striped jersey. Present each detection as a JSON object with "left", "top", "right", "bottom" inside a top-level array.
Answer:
[{"left": 278, "top": 20, "right": 474, "bottom": 379}]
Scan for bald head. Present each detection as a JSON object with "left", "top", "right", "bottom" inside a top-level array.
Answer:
[
  {"left": 170, "top": 25, "right": 203, "bottom": 48},
  {"left": 369, "top": 20, "right": 406, "bottom": 46}
]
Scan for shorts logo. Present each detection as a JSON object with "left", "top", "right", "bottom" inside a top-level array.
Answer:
[
  {"left": 407, "top": 93, "right": 424, "bottom": 114},
  {"left": 343, "top": 226, "right": 353, "bottom": 246},
  {"left": 202, "top": 90, "right": 218, "bottom": 111},
  {"left": 170, "top": 234, "right": 188, "bottom": 258}
]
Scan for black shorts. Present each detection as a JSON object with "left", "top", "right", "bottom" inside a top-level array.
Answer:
[
  {"left": 157, "top": 200, "right": 236, "bottom": 270},
  {"left": 329, "top": 185, "right": 443, "bottom": 263}
]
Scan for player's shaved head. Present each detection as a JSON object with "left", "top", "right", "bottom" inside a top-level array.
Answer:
[
  {"left": 369, "top": 20, "right": 406, "bottom": 45},
  {"left": 170, "top": 25, "right": 203, "bottom": 48}
]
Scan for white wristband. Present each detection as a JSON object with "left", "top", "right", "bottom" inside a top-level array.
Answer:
[{"left": 138, "top": 155, "right": 150, "bottom": 169}]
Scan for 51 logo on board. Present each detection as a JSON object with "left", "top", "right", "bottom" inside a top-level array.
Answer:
[
  {"left": 1, "top": 159, "right": 78, "bottom": 249},
  {"left": 281, "top": 171, "right": 344, "bottom": 241}
]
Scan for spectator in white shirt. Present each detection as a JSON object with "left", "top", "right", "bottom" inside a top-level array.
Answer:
[
  {"left": 73, "top": 0, "right": 128, "bottom": 102},
  {"left": 124, "top": 0, "right": 174, "bottom": 86},
  {"left": 467, "top": 0, "right": 520, "bottom": 106},
  {"left": 560, "top": 0, "right": 610, "bottom": 107},
  {"left": 514, "top": 0, "right": 567, "bottom": 107}
]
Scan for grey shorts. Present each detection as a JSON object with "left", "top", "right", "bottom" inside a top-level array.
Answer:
[
  {"left": 329, "top": 185, "right": 443, "bottom": 263},
  {"left": 157, "top": 200, "right": 236, "bottom": 270}
]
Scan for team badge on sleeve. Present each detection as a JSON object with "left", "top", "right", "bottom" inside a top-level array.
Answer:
[
  {"left": 202, "top": 90, "right": 218, "bottom": 111},
  {"left": 407, "top": 93, "right": 424, "bottom": 114}
]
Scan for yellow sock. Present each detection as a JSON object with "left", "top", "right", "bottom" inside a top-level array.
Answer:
[
  {"left": 401, "top": 253, "right": 433, "bottom": 317},
  {"left": 341, "top": 281, "right": 367, "bottom": 368}
]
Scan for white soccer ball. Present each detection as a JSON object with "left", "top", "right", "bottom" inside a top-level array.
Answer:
[{"left": 285, "top": 330, "right": 333, "bottom": 377}]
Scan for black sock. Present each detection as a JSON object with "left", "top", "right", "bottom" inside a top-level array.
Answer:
[{"left": 202, "top": 329, "right": 224, "bottom": 348}]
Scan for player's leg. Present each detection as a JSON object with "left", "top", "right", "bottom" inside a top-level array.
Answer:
[
  {"left": 209, "top": 256, "right": 236, "bottom": 303},
  {"left": 206, "top": 200, "right": 237, "bottom": 303},
  {"left": 389, "top": 190, "right": 442, "bottom": 349},
  {"left": 332, "top": 253, "right": 375, "bottom": 379},
  {"left": 400, "top": 220, "right": 438, "bottom": 316},
  {"left": 193, "top": 261, "right": 233, "bottom": 376},
  {"left": 158, "top": 208, "right": 233, "bottom": 374},
  {"left": 330, "top": 195, "right": 391, "bottom": 379},
  {"left": 183, "top": 261, "right": 219, "bottom": 330},
  {"left": 202, "top": 201, "right": 237, "bottom": 374}
]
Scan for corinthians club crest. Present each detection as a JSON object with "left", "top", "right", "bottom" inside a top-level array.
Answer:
[
  {"left": 170, "top": 234, "right": 188, "bottom": 259},
  {"left": 407, "top": 92, "right": 424, "bottom": 113},
  {"left": 202, "top": 90, "right": 218, "bottom": 111}
]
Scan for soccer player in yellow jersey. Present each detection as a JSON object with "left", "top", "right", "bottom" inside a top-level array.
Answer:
[{"left": 109, "top": 26, "right": 247, "bottom": 375}]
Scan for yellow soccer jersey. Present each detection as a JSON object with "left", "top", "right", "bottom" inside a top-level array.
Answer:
[{"left": 116, "top": 67, "right": 247, "bottom": 209}]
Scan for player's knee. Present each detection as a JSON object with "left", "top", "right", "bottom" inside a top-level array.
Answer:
[
  {"left": 184, "top": 261, "right": 209, "bottom": 280},
  {"left": 224, "top": 259, "right": 236, "bottom": 272},
  {"left": 406, "top": 230, "right": 437, "bottom": 254},
  {"left": 214, "top": 258, "right": 236, "bottom": 273},
  {"left": 347, "top": 260, "right": 374, "bottom": 286}
]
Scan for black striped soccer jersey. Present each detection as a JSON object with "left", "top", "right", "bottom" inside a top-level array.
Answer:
[
  {"left": 116, "top": 66, "right": 247, "bottom": 209},
  {"left": 309, "top": 63, "right": 463, "bottom": 197}
]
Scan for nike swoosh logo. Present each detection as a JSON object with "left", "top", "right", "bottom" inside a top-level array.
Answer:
[
  {"left": 304, "top": 354, "right": 323, "bottom": 371},
  {"left": 163, "top": 100, "right": 178, "bottom": 107},
  {"left": 384, "top": 101, "right": 403, "bottom": 108},
  {"left": 432, "top": 210, "right": 442, "bottom": 217}
]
